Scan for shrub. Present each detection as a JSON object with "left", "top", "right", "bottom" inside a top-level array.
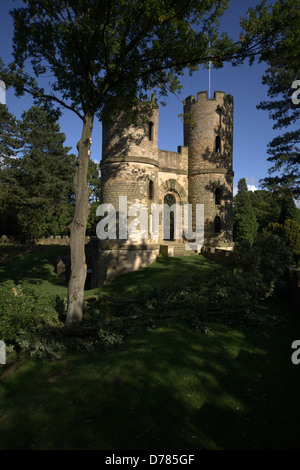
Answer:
[
  {"left": 0, "top": 282, "right": 63, "bottom": 358},
  {"left": 233, "top": 233, "right": 293, "bottom": 299},
  {"left": 264, "top": 219, "right": 300, "bottom": 265}
]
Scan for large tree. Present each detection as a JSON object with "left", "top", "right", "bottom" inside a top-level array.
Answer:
[
  {"left": 248, "top": 189, "right": 300, "bottom": 232},
  {"left": 240, "top": 0, "right": 300, "bottom": 198},
  {"left": 0, "top": 103, "right": 20, "bottom": 235},
  {"left": 1, "top": 0, "right": 272, "bottom": 323},
  {"left": 0, "top": 103, "right": 19, "bottom": 159},
  {"left": 0, "top": 106, "right": 76, "bottom": 239}
]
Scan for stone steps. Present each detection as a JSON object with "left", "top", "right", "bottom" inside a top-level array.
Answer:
[{"left": 160, "top": 243, "right": 198, "bottom": 257}]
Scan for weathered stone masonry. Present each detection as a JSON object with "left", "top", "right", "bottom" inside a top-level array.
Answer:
[{"left": 95, "top": 91, "right": 234, "bottom": 285}]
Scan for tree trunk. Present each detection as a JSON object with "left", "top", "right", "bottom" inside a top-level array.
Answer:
[{"left": 66, "top": 113, "right": 94, "bottom": 323}]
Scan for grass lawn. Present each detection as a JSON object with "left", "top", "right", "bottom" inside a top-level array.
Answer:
[
  {"left": 0, "top": 244, "right": 299, "bottom": 450},
  {"left": 99, "top": 254, "right": 220, "bottom": 300},
  {"left": 0, "top": 243, "right": 219, "bottom": 300},
  {"left": 0, "top": 243, "right": 69, "bottom": 298}
]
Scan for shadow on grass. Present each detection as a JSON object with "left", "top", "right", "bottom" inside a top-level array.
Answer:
[
  {"left": 99, "top": 255, "right": 222, "bottom": 300},
  {"left": 0, "top": 245, "right": 69, "bottom": 296},
  {"left": 1, "top": 300, "right": 299, "bottom": 450}
]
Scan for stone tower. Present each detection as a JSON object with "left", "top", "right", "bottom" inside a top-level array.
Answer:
[
  {"left": 97, "top": 95, "right": 161, "bottom": 284},
  {"left": 95, "top": 90, "right": 234, "bottom": 285},
  {"left": 184, "top": 91, "right": 234, "bottom": 246},
  {"left": 100, "top": 94, "right": 159, "bottom": 239}
]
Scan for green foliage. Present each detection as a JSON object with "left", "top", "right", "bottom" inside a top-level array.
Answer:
[
  {"left": 278, "top": 195, "right": 298, "bottom": 224},
  {"left": 110, "top": 234, "right": 293, "bottom": 333},
  {"left": 248, "top": 190, "right": 299, "bottom": 234},
  {"left": 0, "top": 103, "right": 19, "bottom": 158},
  {"left": 0, "top": 106, "right": 76, "bottom": 240},
  {"left": 1, "top": 0, "right": 237, "bottom": 121},
  {"left": 0, "top": 234, "right": 293, "bottom": 363},
  {"left": 248, "top": 190, "right": 281, "bottom": 231},
  {"left": 87, "top": 159, "right": 101, "bottom": 203},
  {"left": 0, "top": 104, "right": 21, "bottom": 236},
  {"left": 0, "top": 282, "right": 64, "bottom": 359},
  {"left": 234, "top": 233, "right": 293, "bottom": 299},
  {"left": 240, "top": 0, "right": 300, "bottom": 198},
  {"left": 264, "top": 218, "right": 300, "bottom": 264},
  {"left": 233, "top": 178, "right": 258, "bottom": 244}
]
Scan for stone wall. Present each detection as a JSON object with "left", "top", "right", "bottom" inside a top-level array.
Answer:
[
  {"left": 97, "top": 242, "right": 160, "bottom": 285},
  {"left": 102, "top": 96, "right": 159, "bottom": 163},
  {"left": 158, "top": 146, "right": 188, "bottom": 174},
  {"left": 201, "top": 246, "right": 234, "bottom": 264},
  {"left": 37, "top": 235, "right": 71, "bottom": 245}
]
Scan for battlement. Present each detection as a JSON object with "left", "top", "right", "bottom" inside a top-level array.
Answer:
[{"left": 185, "top": 91, "right": 232, "bottom": 106}]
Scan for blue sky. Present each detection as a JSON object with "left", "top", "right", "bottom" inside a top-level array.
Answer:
[{"left": 0, "top": 0, "right": 280, "bottom": 194}]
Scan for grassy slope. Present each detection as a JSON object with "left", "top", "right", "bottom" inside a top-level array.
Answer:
[
  {"left": 99, "top": 255, "right": 219, "bottom": 299},
  {"left": 0, "top": 245, "right": 299, "bottom": 450},
  {"left": 0, "top": 244, "right": 69, "bottom": 298}
]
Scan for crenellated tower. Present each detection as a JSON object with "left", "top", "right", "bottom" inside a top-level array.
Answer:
[
  {"left": 95, "top": 90, "right": 234, "bottom": 286},
  {"left": 184, "top": 91, "right": 234, "bottom": 246}
]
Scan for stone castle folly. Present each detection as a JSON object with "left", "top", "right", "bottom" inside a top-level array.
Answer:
[{"left": 96, "top": 90, "right": 234, "bottom": 285}]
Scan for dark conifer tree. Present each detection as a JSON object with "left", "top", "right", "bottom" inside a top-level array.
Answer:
[
  {"left": 1, "top": 106, "right": 76, "bottom": 239},
  {"left": 234, "top": 178, "right": 258, "bottom": 245}
]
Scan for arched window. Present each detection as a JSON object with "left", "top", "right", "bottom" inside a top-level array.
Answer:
[
  {"left": 215, "top": 188, "right": 221, "bottom": 205},
  {"left": 215, "top": 135, "right": 221, "bottom": 153},
  {"left": 149, "top": 180, "right": 154, "bottom": 200},
  {"left": 215, "top": 216, "right": 221, "bottom": 233},
  {"left": 163, "top": 193, "right": 176, "bottom": 241},
  {"left": 148, "top": 121, "right": 154, "bottom": 141}
]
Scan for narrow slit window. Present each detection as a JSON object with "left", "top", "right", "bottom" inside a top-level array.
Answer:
[
  {"left": 149, "top": 121, "right": 154, "bottom": 141},
  {"left": 215, "top": 216, "right": 221, "bottom": 233},
  {"left": 215, "top": 188, "right": 221, "bottom": 205},
  {"left": 215, "top": 135, "right": 221, "bottom": 153},
  {"left": 149, "top": 180, "right": 154, "bottom": 200}
]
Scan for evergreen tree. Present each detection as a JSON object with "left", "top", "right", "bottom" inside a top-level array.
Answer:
[
  {"left": 278, "top": 193, "right": 298, "bottom": 225},
  {"left": 264, "top": 218, "right": 300, "bottom": 265},
  {"left": 1, "top": 106, "right": 76, "bottom": 239},
  {"left": 234, "top": 178, "right": 258, "bottom": 245},
  {"left": 0, "top": 104, "right": 21, "bottom": 236},
  {"left": 240, "top": 0, "right": 300, "bottom": 198},
  {"left": 0, "top": 103, "right": 19, "bottom": 159},
  {"left": 248, "top": 189, "right": 299, "bottom": 232},
  {"left": 248, "top": 190, "right": 282, "bottom": 232}
]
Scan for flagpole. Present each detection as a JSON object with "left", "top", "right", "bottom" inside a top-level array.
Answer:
[
  {"left": 208, "top": 42, "right": 211, "bottom": 98},
  {"left": 209, "top": 60, "right": 211, "bottom": 98}
]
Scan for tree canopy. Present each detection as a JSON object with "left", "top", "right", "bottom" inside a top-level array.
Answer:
[
  {"left": 1, "top": 0, "right": 239, "bottom": 120},
  {"left": 0, "top": 105, "right": 76, "bottom": 239},
  {"left": 240, "top": 0, "right": 300, "bottom": 198},
  {"left": 233, "top": 178, "right": 258, "bottom": 245}
]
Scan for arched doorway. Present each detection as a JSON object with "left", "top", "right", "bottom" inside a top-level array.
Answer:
[{"left": 163, "top": 193, "right": 176, "bottom": 241}]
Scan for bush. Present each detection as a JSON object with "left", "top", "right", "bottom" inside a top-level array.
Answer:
[
  {"left": 233, "top": 233, "right": 293, "bottom": 299},
  {"left": 126, "top": 234, "right": 293, "bottom": 329},
  {"left": 0, "top": 282, "right": 64, "bottom": 358},
  {"left": 264, "top": 219, "right": 300, "bottom": 265}
]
